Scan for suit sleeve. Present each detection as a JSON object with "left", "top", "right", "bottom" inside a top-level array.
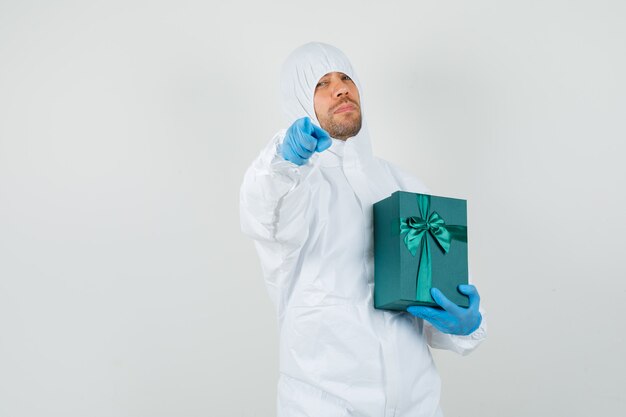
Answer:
[{"left": 239, "top": 130, "right": 317, "bottom": 302}]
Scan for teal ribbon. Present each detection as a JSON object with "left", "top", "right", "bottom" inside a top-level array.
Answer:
[{"left": 400, "top": 194, "right": 467, "bottom": 301}]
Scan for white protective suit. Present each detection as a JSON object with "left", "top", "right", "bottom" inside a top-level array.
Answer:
[{"left": 239, "top": 42, "right": 487, "bottom": 417}]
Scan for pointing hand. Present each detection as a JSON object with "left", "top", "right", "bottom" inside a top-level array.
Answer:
[{"left": 281, "top": 117, "right": 332, "bottom": 166}]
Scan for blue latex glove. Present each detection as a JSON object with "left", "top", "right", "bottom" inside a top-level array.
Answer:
[
  {"left": 281, "top": 117, "right": 332, "bottom": 165},
  {"left": 406, "top": 284, "right": 482, "bottom": 336}
]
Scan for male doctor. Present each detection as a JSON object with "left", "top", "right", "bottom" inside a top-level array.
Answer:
[{"left": 240, "top": 42, "right": 487, "bottom": 417}]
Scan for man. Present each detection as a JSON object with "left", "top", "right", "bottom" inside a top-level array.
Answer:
[{"left": 240, "top": 42, "right": 486, "bottom": 417}]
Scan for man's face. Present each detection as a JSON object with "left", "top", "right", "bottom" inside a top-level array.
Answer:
[{"left": 313, "top": 71, "right": 362, "bottom": 140}]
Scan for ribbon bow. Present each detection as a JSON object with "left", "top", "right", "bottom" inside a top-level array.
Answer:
[{"left": 400, "top": 194, "right": 467, "bottom": 301}]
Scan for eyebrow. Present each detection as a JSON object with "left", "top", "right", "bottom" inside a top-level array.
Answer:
[{"left": 318, "top": 72, "right": 348, "bottom": 81}]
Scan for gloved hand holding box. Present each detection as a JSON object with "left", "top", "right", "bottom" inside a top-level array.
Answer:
[{"left": 373, "top": 191, "right": 470, "bottom": 311}]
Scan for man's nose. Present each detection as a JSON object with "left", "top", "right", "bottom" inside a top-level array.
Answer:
[{"left": 334, "top": 84, "right": 349, "bottom": 97}]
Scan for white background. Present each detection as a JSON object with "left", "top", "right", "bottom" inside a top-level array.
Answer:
[{"left": 1, "top": 1, "right": 625, "bottom": 416}]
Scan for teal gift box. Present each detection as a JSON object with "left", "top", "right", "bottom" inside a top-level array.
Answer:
[{"left": 373, "top": 191, "right": 470, "bottom": 311}]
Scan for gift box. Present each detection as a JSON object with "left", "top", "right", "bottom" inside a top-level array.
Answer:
[{"left": 373, "top": 190, "right": 470, "bottom": 311}]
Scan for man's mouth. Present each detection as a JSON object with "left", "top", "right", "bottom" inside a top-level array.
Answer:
[{"left": 334, "top": 103, "right": 356, "bottom": 114}]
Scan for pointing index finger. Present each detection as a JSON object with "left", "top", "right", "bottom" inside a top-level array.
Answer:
[
  {"left": 311, "top": 124, "right": 331, "bottom": 152},
  {"left": 310, "top": 123, "right": 329, "bottom": 139}
]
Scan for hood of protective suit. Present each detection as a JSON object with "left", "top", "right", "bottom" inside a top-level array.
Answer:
[{"left": 279, "top": 42, "right": 374, "bottom": 170}]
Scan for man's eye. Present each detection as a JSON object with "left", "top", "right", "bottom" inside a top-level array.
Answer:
[
  {"left": 342, "top": 75, "right": 352, "bottom": 81},
  {"left": 316, "top": 81, "right": 328, "bottom": 88}
]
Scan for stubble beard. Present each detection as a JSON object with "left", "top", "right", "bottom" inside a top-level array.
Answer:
[{"left": 322, "top": 111, "right": 363, "bottom": 141}]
